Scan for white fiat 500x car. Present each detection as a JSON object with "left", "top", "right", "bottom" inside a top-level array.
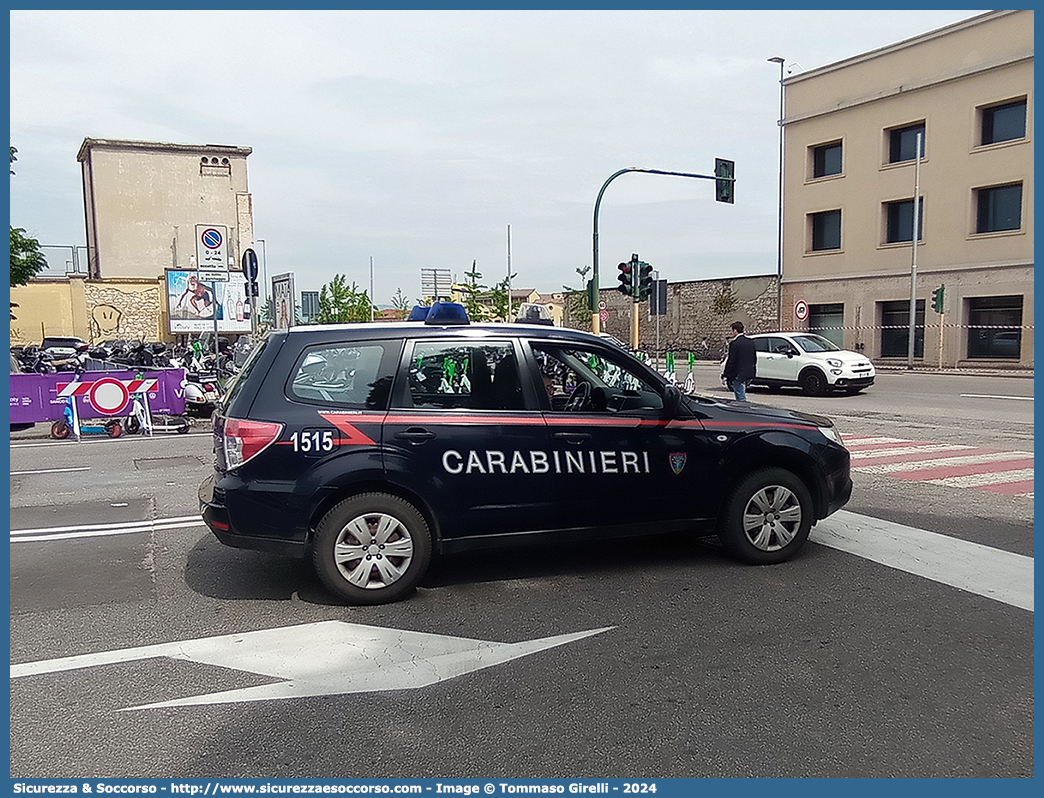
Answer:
[{"left": 722, "top": 332, "right": 875, "bottom": 396}]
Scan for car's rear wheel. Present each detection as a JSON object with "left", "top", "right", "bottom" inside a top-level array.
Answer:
[
  {"left": 800, "top": 368, "right": 828, "bottom": 396},
  {"left": 313, "top": 492, "right": 432, "bottom": 605},
  {"left": 718, "top": 467, "right": 812, "bottom": 564}
]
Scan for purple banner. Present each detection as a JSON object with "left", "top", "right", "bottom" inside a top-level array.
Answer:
[{"left": 10, "top": 369, "right": 188, "bottom": 424}]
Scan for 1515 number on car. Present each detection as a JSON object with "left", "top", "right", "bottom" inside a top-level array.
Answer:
[{"left": 290, "top": 429, "right": 335, "bottom": 454}]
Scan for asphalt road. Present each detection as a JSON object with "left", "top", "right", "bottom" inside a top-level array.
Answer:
[{"left": 8, "top": 371, "right": 1034, "bottom": 778}]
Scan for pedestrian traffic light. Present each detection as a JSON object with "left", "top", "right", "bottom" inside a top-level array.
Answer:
[
  {"left": 931, "top": 285, "right": 945, "bottom": 313},
  {"left": 617, "top": 262, "right": 632, "bottom": 296},
  {"left": 637, "top": 261, "right": 654, "bottom": 301},
  {"left": 715, "top": 158, "right": 735, "bottom": 204}
]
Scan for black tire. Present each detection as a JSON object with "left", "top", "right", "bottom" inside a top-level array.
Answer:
[
  {"left": 126, "top": 415, "right": 142, "bottom": 435},
  {"left": 174, "top": 415, "right": 191, "bottom": 433},
  {"left": 800, "top": 368, "right": 828, "bottom": 396},
  {"left": 718, "top": 467, "right": 813, "bottom": 565},
  {"left": 312, "top": 492, "right": 432, "bottom": 605},
  {"left": 50, "top": 420, "right": 71, "bottom": 440}
]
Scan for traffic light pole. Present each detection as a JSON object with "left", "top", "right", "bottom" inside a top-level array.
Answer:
[{"left": 592, "top": 166, "right": 726, "bottom": 336}]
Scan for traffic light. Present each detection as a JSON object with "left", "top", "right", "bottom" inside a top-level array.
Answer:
[
  {"left": 586, "top": 279, "right": 597, "bottom": 311},
  {"left": 931, "top": 285, "right": 945, "bottom": 313},
  {"left": 637, "top": 261, "right": 654, "bottom": 301},
  {"left": 715, "top": 158, "right": 735, "bottom": 204},
  {"left": 613, "top": 262, "right": 630, "bottom": 296}
]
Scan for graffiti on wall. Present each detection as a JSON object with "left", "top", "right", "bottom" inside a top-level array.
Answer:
[{"left": 90, "top": 304, "right": 123, "bottom": 341}]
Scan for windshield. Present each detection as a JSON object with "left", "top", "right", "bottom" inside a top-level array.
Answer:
[{"left": 792, "top": 334, "right": 841, "bottom": 353}]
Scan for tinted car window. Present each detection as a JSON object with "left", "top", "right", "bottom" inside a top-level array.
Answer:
[
  {"left": 398, "top": 341, "right": 520, "bottom": 410},
  {"left": 290, "top": 343, "right": 392, "bottom": 409},
  {"left": 532, "top": 343, "right": 663, "bottom": 413},
  {"left": 221, "top": 335, "right": 270, "bottom": 409}
]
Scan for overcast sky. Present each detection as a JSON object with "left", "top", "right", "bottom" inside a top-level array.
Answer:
[{"left": 10, "top": 9, "right": 986, "bottom": 307}]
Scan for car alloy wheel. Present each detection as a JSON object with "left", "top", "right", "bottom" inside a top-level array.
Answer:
[
  {"left": 313, "top": 492, "right": 432, "bottom": 605},
  {"left": 719, "top": 468, "right": 812, "bottom": 564}
]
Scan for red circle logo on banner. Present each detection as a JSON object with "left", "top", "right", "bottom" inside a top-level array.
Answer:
[{"left": 87, "top": 377, "right": 131, "bottom": 415}]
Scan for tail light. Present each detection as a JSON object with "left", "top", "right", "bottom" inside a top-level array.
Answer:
[{"left": 219, "top": 418, "right": 284, "bottom": 471}]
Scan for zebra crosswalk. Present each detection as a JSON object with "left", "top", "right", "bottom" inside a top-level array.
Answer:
[{"left": 842, "top": 435, "right": 1034, "bottom": 498}]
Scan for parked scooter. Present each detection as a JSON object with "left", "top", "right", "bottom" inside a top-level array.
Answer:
[
  {"left": 124, "top": 388, "right": 190, "bottom": 435},
  {"left": 50, "top": 391, "right": 122, "bottom": 440}
]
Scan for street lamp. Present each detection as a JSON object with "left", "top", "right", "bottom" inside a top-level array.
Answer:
[
  {"left": 256, "top": 237, "right": 268, "bottom": 321},
  {"left": 768, "top": 56, "right": 785, "bottom": 330}
]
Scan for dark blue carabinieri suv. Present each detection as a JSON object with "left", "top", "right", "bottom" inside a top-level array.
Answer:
[{"left": 200, "top": 305, "right": 851, "bottom": 605}]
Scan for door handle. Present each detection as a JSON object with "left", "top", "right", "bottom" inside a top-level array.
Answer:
[
  {"left": 553, "top": 432, "right": 590, "bottom": 443},
  {"left": 394, "top": 428, "right": 437, "bottom": 445}
]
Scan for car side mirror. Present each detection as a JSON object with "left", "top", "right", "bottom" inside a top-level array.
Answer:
[{"left": 663, "top": 383, "right": 681, "bottom": 417}]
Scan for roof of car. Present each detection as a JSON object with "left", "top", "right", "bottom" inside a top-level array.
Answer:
[{"left": 282, "top": 322, "right": 605, "bottom": 344}]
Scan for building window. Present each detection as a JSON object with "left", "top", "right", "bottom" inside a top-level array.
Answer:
[
  {"left": 809, "top": 303, "right": 844, "bottom": 348},
  {"left": 880, "top": 300, "right": 924, "bottom": 358},
  {"left": 981, "top": 99, "right": 1027, "bottom": 145},
  {"left": 888, "top": 123, "right": 926, "bottom": 163},
  {"left": 975, "top": 183, "right": 1022, "bottom": 233},
  {"left": 810, "top": 210, "right": 841, "bottom": 251},
  {"left": 967, "top": 296, "right": 1023, "bottom": 359},
  {"left": 812, "top": 142, "right": 842, "bottom": 178},
  {"left": 885, "top": 198, "right": 924, "bottom": 243}
]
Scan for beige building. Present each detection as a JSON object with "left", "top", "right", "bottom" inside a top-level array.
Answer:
[
  {"left": 77, "top": 138, "right": 255, "bottom": 279},
  {"left": 781, "top": 10, "right": 1033, "bottom": 368}
]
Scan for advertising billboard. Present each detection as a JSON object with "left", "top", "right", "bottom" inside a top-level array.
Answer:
[
  {"left": 165, "top": 269, "right": 250, "bottom": 335},
  {"left": 272, "top": 273, "right": 295, "bottom": 330}
]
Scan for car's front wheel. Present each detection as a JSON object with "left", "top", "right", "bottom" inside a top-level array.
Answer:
[
  {"left": 313, "top": 492, "right": 432, "bottom": 605},
  {"left": 800, "top": 368, "right": 828, "bottom": 396},
  {"left": 718, "top": 467, "right": 813, "bottom": 564}
]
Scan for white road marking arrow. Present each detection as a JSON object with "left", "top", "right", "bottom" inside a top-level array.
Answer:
[{"left": 10, "top": 621, "right": 613, "bottom": 711}]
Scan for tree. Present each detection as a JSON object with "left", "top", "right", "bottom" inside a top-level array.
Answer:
[
  {"left": 562, "top": 265, "right": 592, "bottom": 328},
  {"left": 487, "top": 274, "right": 516, "bottom": 322},
  {"left": 390, "top": 288, "right": 410, "bottom": 311},
  {"left": 315, "top": 274, "right": 376, "bottom": 323},
  {"left": 460, "top": 260, "right": 489, "bottom": 321},
  {"left": 10, "top": 145, "right": 48, "bottom": 288},
  {"left": 10, "top": 227, "right": 48, "bottom": 287}
]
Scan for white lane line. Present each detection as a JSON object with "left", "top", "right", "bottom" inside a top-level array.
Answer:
[
  {"left": 10, "top": 516, "right": 207, "bottom": 543},
  {"left": 11, "top": 467, "right": 92, "bottom": 476},
  {"left": 9, "top": 432, "right": 212, "bottom": 449},
  {"left": 849, "top": 444, "right": 977, "bottom": 459},
  {"left": 812, "top": 510, "right": 1033, "bottom": 612},
  {"left": 959, "top": 394, "right": 1033, "bottom": 401},
  {"left": 855, "top": 451, "right": 1033, "bottom": 474},
  {"left": 923, "top": 468, "right": 1035, "bottom": 489}
]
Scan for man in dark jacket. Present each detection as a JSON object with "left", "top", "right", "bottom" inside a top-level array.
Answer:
[{"left": 723, "top": 320, "right": 757, "bottom": 401}]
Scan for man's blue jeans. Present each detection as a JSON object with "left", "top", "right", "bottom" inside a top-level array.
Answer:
[{"left": 733, "top": 379, "right": 749, "bottom": 401}]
